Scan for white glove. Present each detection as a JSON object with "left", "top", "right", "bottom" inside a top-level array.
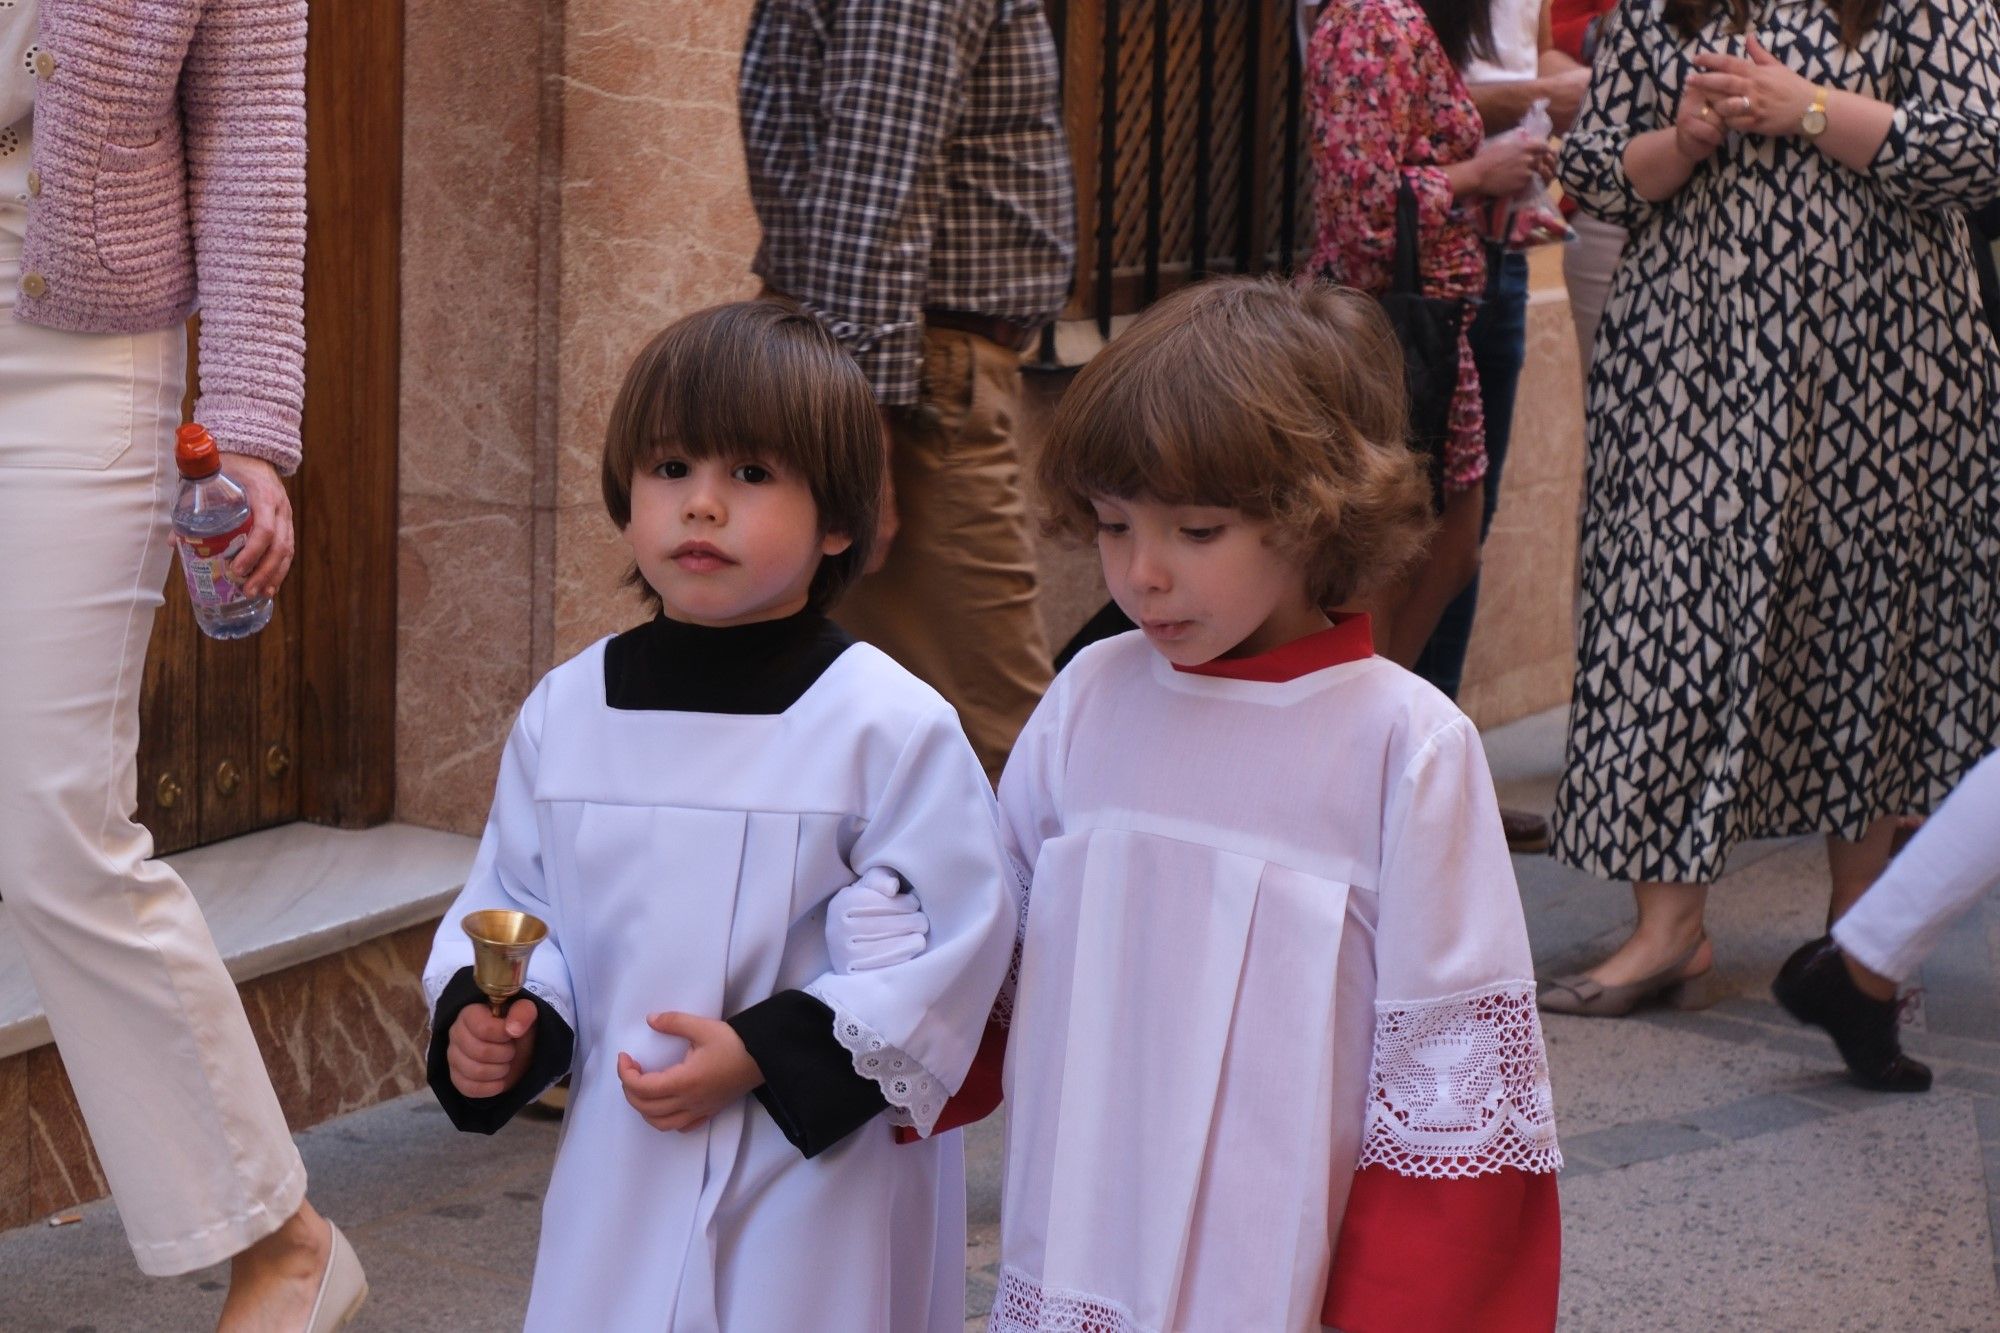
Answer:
[{"left": 826, "top": 866, "right": 931, "bottom": 973}]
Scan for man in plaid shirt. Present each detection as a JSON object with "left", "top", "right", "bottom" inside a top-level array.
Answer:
[{"left": 741, "top": 0, "right": 1077, "bottom": 781}]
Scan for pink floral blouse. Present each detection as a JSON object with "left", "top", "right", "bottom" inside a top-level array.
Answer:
[{"left": 1303, "top": 0, "right": 1489, "bottom": 495}]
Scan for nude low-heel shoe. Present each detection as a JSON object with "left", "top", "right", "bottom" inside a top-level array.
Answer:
[
  {"left": 305, "top": 1223, "right": 368, "bottom": 1333},
  {"left": 1537, "top": 937, "right": 1715, "bottom": 1017}
]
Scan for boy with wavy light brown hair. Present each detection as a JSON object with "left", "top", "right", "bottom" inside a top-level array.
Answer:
[
  {"left": 1036, "top": 279, "right": 1434, "bottom": 623},
  {"left": 948, "top": 279, "right": 1564, "bottom": 1333}
]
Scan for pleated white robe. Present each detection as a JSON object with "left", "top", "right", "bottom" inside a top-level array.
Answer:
[
  {"left": 990, "top": 629, "right": 1561, "bottom": 1333},
  {"left": 424, "top": 636, "right": 1015, "bottom": 1332}
]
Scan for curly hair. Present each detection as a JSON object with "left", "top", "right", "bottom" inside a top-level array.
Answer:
[
  {"left": 600, "top": 299, "right": 882, "bottom": 614},
  {"left": 1036, "top": 278, "right": 1434, "bottom": 608}
]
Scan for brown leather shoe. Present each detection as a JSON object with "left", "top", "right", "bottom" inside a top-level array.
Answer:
[{"left": 1502, "top": 806, "right": 1550, "bottom": 854}]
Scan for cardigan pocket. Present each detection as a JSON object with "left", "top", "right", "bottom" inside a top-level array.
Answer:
[{"left": 93, "top": 131, "right": 188, "bottom": 276}]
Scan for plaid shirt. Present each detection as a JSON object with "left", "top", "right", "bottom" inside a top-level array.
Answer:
[{"left": 741, "top": 0, "right": 1077, "bottom": 404}]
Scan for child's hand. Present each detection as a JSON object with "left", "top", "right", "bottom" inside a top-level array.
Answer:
[
  {"left": 446, "top": 998, "right": 539, "bottom": 1099},
  {"left": 617, "top": 1012, "right": 764, "bottom": 1133}
]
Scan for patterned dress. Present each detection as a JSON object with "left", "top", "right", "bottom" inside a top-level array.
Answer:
[
  {"left": 1303, "top": 0, "right": 1490, "bottom": 495},
  {"left": 1553, "top": 0, "right": 2000, "bottom": 884}
]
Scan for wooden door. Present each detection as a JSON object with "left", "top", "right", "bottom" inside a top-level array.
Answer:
[{"left": 136, "top": 0, "right": 402, "bottom": 854}]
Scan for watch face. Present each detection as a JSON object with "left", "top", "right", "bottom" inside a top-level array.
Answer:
[{"left": 1803, "top": 108, "right": 1828, "bottom": 135}]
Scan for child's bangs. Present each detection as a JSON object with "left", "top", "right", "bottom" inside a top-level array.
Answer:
[
  {"left": 628, "top": 329, "right": 830, "bottom": 481},
  {"left": 1048, "top": 348, "right": 1287, "bottom": 517}
]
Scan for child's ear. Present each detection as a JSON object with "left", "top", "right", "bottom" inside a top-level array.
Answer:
[{"left": 820, "top": 530, "right": 854, "bottom": 557}]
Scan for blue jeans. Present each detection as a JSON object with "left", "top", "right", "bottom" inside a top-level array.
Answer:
[{"left": 1414, "top": 248, "right": 1528, "bottom": 700}]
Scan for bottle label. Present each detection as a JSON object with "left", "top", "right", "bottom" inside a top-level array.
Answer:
[{"left": 176, "top": 514, "right": 255, "bottom": 609}]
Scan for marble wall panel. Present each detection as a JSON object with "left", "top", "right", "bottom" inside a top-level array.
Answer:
[
  {"left": 240, "top": 962, "right": 321, "bottom": 1126},
  {"left": 397, "top": 496, "right": 538, "bottom": 835},
  {"left": 555, "top": 1, "right": 761, "bottom": 509},
  {"left": 0, "top": 1054, "right": 27, "bottom": 1230},
  {"left": 396, "top": 0, "right": 553, "bottom": 836},
  {"left": 399, "top": 0, "right": 549, "bottom": 510},
  {"left": 310, "top": 924, "right": 434, "bottom": 1119},
  {"left": 1458, "top": 292, "right": 1588, "bottom": 730},
  {"left": 242, "top": 924, "right": 432, "bottom": 1129},
  {"left": 551, "top": 1, "right": 762, "bottom": 659},
  {"left": 1500, "top": 294, "right": 1589, "bottom": 495},
  {"left": 25, "top": 1046, "right": 105, "bottom": 1220}
]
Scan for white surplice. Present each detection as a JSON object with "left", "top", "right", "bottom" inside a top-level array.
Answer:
[
  {"left": 423, "top": 635, "right": 1014, "bottom": 1332},
  {"left": 990, "top": 629, "right": 1561, "bottom": 1333}
]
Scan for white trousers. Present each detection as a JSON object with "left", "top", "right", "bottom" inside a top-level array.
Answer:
[
  {"left": 0, "top": 236, "right": 305, "bottom": 1274},
  {"left": 1833, "top": 750, "right": 2000, "bottom": 984},
  {"left": 1562, "top": 212, "right": 1628, "bottom": 382}
]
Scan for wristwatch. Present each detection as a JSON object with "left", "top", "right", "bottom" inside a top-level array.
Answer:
[{"left": 1801, "top": 86, "right": 1829, "bottom": 138}]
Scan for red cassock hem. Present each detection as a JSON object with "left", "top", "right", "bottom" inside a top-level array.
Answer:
[
  {"left": 1321, "top": 1166, "right": 1561, "bottom": 1333},
  {"left": 893, "top": 1019, "right": 1008, "bottom": 1145}
]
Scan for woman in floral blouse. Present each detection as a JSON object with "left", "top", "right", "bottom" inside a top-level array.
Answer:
[{"left": 1303, "top": 0, "right": 1551, "bottom": 664}]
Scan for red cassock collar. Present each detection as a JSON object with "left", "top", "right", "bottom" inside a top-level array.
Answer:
[{"left": 1172, "top": 612, "right": 1375, "bottom": 683}]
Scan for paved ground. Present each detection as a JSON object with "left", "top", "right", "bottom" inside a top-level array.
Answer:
[{"left": 4, "top": 708, "right": 1996, "bottom": 1331}]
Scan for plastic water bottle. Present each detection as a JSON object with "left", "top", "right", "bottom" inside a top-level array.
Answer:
[{"left": 172, "top": 422, "right": 273, "bottom": 640}]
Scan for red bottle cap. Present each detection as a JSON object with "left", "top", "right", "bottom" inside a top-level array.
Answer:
[{"left": 175, "top": 422, "right": 221, "bottom": 479}]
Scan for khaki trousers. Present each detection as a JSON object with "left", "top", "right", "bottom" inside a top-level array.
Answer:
[
  {"left": 0, "top": 231, "right": 305, "bottom": 1274},
  {"left": 836, "top": 327, "right": 1053, "bottom": 782}
]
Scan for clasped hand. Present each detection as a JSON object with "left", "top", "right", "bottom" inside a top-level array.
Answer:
[
  {"left": 1676, "top": 35, "right": 1816, "bottom": 160},
  {"left": 617, "top": 1012, "right": 764, "bottom": 1134}
]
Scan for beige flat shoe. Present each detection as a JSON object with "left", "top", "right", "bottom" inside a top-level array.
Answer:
[
  {"left": 1537, "top": 936, "right": 1716, "bottom": 1017},
  {"left": 306, "top": 1222, "right": 368, "bottom": 1333}
]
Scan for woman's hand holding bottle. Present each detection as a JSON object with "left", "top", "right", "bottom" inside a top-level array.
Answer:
[
  {"left": 217, "top": 454, "right": 296, "bottom": 600},
  {"left": 1447, "top": 134, "right": 1555, "bottom": 200}
]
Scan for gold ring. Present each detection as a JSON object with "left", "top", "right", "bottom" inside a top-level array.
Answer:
[{"left": 1699, "top": 104, "right": 1715, "bottom": 121}]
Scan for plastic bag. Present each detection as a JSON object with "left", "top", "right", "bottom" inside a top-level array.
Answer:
[{"left": 1481, "top": 99, "right": 1574, "bottom": 251}]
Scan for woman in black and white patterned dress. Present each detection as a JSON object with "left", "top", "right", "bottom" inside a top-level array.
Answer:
[{"left": 1539, "top": 0, "right": 2000, "bottom": 1017}]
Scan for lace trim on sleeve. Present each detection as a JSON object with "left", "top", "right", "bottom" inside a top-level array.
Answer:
[
  {"left": 990, "top": 1266, "right": 1147, "bottom": 1333},
  {"left": 1358, "top": 983, "right": 1562, "bottom": 1180},
  {"left": 991, "top": 853, "right": 1034, "bottom": 1030},
  {"left": 803, "top": 984, "right": 949, "bottom": 1137}
]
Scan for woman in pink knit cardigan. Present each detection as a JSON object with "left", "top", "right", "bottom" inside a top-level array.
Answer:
[{"left": 0, "top": 2, "right": 364, "bottom": 1328}]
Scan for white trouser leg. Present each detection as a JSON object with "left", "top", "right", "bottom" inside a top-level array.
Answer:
[
  {"left": 1833, "top": 751, "right": 2000, "bottom": 984},
  {"left": 1562, "top": 213, "right": 1627, "bottom": 382},
  {"left": 0, "top": 286, "right": 306, "bottom": 1273}
]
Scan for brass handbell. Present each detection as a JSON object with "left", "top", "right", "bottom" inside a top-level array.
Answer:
[{"left": 461, "top": 908, "right": 549, "bottom": 1015}]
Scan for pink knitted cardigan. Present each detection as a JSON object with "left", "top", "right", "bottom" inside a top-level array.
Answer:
[{"left": 23, "top": 0, "right": 308, "bottom": 473}]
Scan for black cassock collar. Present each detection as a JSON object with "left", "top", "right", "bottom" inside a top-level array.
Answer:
[{"left": 603, "top": 608, "right": 855, "bottom": 715}]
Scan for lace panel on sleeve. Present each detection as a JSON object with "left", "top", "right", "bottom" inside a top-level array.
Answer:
[
  {"left": 991, "top": 853, "right": 1034, "bottom": 1030},
  {"left": 1358, "top": 983, "right": 1562, "bottom": 1179},
  {"left": 803, "top": 984, "right": 948, "bottom": 1137},
  {"left": 991, "top": 1266, "right": 1147, "bottom": 1333}
]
